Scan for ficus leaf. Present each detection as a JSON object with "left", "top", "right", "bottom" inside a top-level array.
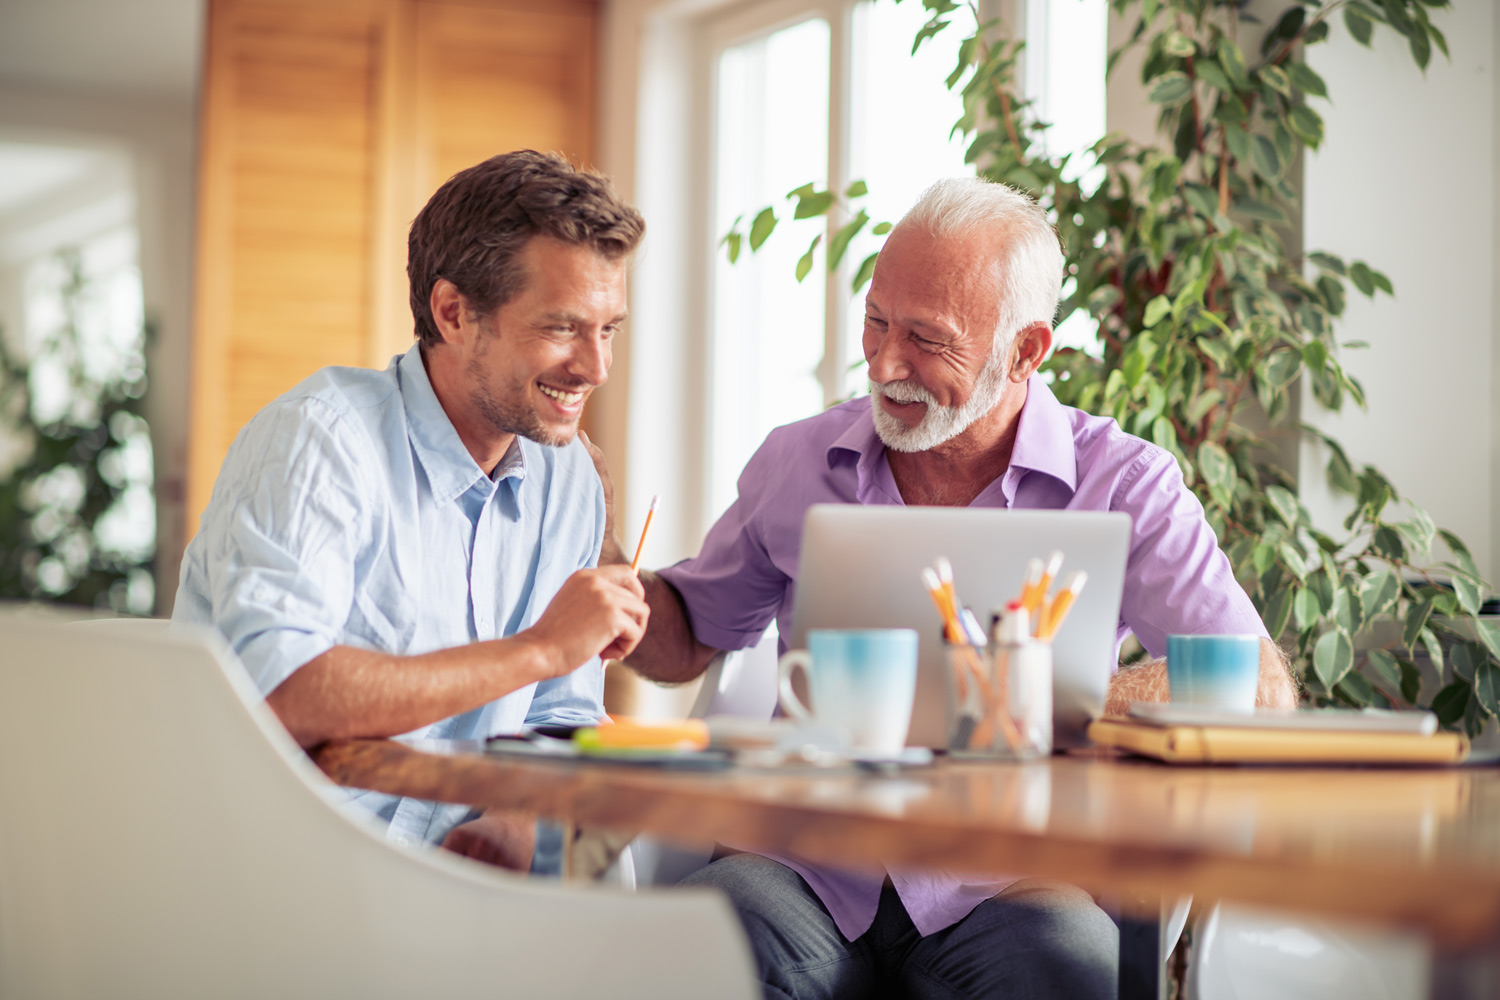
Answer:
[
  {"left": 793, "top": 191, "right": 835, "bottom": 220},
  {"left": 1451, "top": 641, "right": 1482, "bottom": 684},
  {"left": 1345, "top": 10, "right": 1374, "bottom": 48},
  {"left": 1149, "top": 72, "right": 1193, "bottom": 105},
  {"left": 1476, "top": 620, "right": 1500, "bottom": 662},
  {"left": 827, "top": 210, "right": 869, "bottom": 270},
  {"left": 1476, "top": 660, "right": 1500, "bottom": 718},
  {"left": 795, "top": 234, "right": 821, "bottom": 283},
  {"left": 1264, "top": 586, "right": 1295, "bottom": 639},
  {"left": 1217, "top": 37, "right": 1249, "bottom": 88},
  {"left": 1314, "top": 627, "right": 1355, "bottom": 689},
  {"left": 749, "top": 208, "right": 778, "bottom": 251},
  {"left": 1431, "top": 682, "right": 1468, "bottom": 726},
  {"left": 1250, "top": 134, "right": 1282, "bottom": 180},
  {"left": 1260, "top": 64, "right": 1292, "bottom": 97},
  {"left": 1358, "top": 570, "right": 1401, "bottom": 619},
  {"left": 1142, "top": 295, "right": 1172, "bottom": 328},
  {"left": 851, "top": 251, "right": 879, "bottom": 293},
  {"left": 1332, "top": 585, "right": 1364, "bottom": 635},
  {"left": 1287, "top": 62, "right": 1329, "bottom": 99},
  {"left": 1289, "top": 105, "right": 1324, "bottom": 148},
  {"left": 1420, "top": 626, "right": 1445, "bottom": 680},
  {"left": 1365, "top": 648, "right": 1403, "bottom": 692},
  {"left": 1265, "top": 485, "right": 1300, "bottom": 528},
  {"left": 1403, "top": 597, "right": 1434, "bottom": 651},
  {"left": 1294, "top": 587, "right": 1323, "bottom": 632}
]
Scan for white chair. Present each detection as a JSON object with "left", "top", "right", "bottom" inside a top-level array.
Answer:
[
  {"left": 1186, "top": 902, "right": 1430, "bottom": 1000},
  {"left": 0, "top": 613, "right": 757, "bottom": 999}
]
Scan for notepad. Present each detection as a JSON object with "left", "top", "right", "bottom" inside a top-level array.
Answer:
[
  {"left": 1126, "top": 703, "right": 1439, "bottom": 735},
  {"left": 1090, "top": 716, "right": 1468, "bottom": 765}
]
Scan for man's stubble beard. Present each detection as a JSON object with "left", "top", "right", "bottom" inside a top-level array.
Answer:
[
  {"left": 466, "top": 328, "right": 582, "bottom": 449},
  {"left": 870, "top": 334, "right": 1011, "bottom": 453}
]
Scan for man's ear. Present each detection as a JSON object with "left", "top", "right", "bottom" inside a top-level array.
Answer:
[
  {"left": 429, "top": 279, "right": 473, "bottom": 348},
  {"left": 1009, "top": 322, "right": 1054, "bottom": 381}
]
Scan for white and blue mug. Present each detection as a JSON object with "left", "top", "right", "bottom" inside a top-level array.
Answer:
[
  {"left": 778, "top": 628, "right": 920, "bottom": 754},
  {"left": 1166, "top": 634, "right": 1261, "bottom": 712}
]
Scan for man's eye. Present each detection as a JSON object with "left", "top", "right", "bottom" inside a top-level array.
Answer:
[
  {"left": 865, "top": 316, "right": 887, "bottom": 329},
  {"left": 911, "top": 333, "right": 943, "bottom": 351}
]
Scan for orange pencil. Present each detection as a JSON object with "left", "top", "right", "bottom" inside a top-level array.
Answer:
[
  {"left": 1039, "top": 571, "right": 1087, "bottom": 641},
  {"left": 1036, "top": 551, "right": 1064, "bottom": 604},
  {"left": 629, "top": 495, "right": 660, "bottom": 574},
  {"left": 1017, "top": 558, "right": 1045, "bottom": 615}
]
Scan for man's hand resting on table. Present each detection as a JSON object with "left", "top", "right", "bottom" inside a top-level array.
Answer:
[{"left": 441, "top": 808, "right": 538, "bottom": 871}]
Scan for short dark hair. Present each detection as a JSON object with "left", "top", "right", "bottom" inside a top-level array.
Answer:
[{"left": 407, "top": 150, "right": 645, "bottom": 345}]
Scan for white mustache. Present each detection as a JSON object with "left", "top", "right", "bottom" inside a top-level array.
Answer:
[{"left": 871, "top": 379, "right": 937, "bottom": 405}]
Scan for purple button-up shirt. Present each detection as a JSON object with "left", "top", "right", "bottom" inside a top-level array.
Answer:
[{"left": 660, "top": 376, "right": 1266, "bottom": 940}]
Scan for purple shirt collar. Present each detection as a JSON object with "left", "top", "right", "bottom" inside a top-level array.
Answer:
[{"left": 826, "top": 376, "right": 1079, "bottom": 507}]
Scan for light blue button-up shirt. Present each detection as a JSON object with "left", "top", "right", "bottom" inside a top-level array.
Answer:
[{"left": 175, "top": 344, "right": 606, "bottom": 846}]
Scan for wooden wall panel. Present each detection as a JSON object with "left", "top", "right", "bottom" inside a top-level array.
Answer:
[
  {"left": 190, "top": 0, "right": 386, "bottom": 527},
  {"left": 188, "top": 0, "right": 599, "bottom": 541},
  {"left": 413, "top": 0, "right": 596, "bottom": 196}
]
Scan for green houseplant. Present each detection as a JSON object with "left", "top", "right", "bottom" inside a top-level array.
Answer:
[
  {"left": 726, "top": 0, "right": 1499, "bottom": 732},
  {"left": 0, "top": 248, "right": 156, "bottom": 614}
]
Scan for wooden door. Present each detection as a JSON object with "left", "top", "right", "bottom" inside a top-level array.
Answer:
[{"left": 187, "top": 0, "right": 598, "bottom": 545}]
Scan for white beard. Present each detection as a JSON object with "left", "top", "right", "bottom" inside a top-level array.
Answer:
[{"left": 869, "top": 342, "right": 1010, "bottom": 453}]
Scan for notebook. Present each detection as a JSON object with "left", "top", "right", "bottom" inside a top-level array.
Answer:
[{"left": 1089, "top": 716, "right": 1468, "bottom": 766}]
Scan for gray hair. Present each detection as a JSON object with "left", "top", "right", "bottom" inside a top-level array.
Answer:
[{"left": 896, "top": 177, "right": 1065, "bottom": 346}]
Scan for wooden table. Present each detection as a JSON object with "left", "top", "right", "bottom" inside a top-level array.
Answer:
[{"left": 313, "top": 739, "right": 1500, "bottom": 949}]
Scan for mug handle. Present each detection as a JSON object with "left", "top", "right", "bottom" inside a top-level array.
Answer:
[{"left": 777, "top": 650, "right": 815, "bottom": 722}]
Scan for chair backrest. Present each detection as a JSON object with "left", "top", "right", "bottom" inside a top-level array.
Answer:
[
  {"left": 688, "top": 626, "right": 780, "bottom": 720},
  {"left": 0, "top": 613, "right": 756, "bottom": 999}
]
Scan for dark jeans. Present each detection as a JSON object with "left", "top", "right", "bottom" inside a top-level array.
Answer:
[{"left": 682, "top": 853, "right": 1117, "bottom": 1000}]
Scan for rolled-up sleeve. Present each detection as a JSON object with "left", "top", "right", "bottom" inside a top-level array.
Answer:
[
  {"left": 1115, "top": 451, "right": 1267, "bottom": 658},
  {"left": 199, "top": 401, "right": 370, "bottom": 695}
]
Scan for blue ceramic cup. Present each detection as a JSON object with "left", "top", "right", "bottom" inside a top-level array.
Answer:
[
  {"left": 778, "top": 628, "right": 920, "bottom": 754},
  {"left": 1166, "top": 634, "right": 1261, "bottom": 712}
]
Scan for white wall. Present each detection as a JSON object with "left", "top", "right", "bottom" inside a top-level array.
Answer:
[
  {"left": 1299, "top": 6, "right": 1499, "bottom": 583},
  {"left": 0, "top": 84, "right": 199, "bottom": 611}
]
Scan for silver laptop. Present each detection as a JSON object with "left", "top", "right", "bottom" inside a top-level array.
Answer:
[{"left": 790, "top": 505, "right": 1131, "bottom": 749}]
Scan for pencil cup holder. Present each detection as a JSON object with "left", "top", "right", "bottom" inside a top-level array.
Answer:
[{"left": 943, "top": 640, "right": 1052, "bottom": 759}]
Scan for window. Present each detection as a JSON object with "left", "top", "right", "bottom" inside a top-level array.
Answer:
[{"left": 702, "top": 0, "right": 972, "bottom": 522}]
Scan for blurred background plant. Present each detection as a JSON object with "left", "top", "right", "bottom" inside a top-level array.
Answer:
[
  {"left": 726, "top": 0, "right": 1499, "bottom": 732},
  {"left": 0, "top": 246, "right": 155, "bottom": 614}
]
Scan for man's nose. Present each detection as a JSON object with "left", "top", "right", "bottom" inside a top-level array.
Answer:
[
  {"left": 571, "top": 333, "right": 611, "bottom": 386},
  {"left": 866, "top": 331, "right": 912, "bottom": 385}
]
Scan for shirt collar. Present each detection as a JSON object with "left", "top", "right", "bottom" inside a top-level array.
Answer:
[
  {"left": 825, "top": 404, "right": 901, "bottom": 505},
  {"left": 1008, "top": 376, "right": 1078, "bottom": 493},
  {"left": 398, "top": 345, "right": 528, "bottom": 505},
  {"left": 824, "top": 375, "right": 1078, "bottom": 499}
]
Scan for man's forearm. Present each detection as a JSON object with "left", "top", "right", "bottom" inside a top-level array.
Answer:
[
  {"left": 1103, "top": 637, "right": 1297, "bottom": 716},
  {"left": 267, "top": 637, "right": 552, "bottom": 748},
  {"left": 618, "top": 570, "right": 720, "bottom": 683}
]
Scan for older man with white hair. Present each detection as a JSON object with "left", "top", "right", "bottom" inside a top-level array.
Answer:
[{"left": 590, "top": 177, "right": 1294, "bottom": 999}]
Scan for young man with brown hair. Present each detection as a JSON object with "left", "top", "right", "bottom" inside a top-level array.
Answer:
[{"left": 175, "top": 150, "right": 648, "bottom": 868}]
